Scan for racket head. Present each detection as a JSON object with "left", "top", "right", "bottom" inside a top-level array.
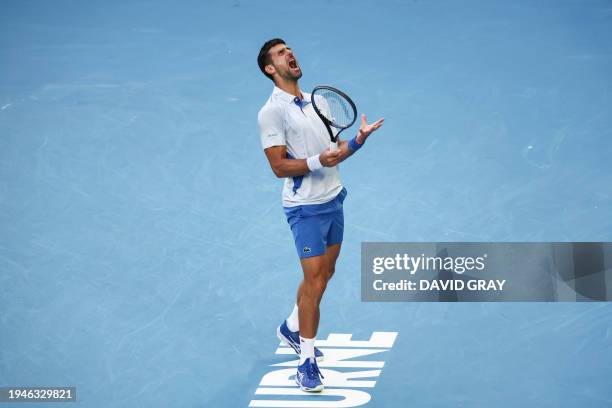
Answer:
[{"left": 311, "top": 85, "right": 357, "bottom": 131}]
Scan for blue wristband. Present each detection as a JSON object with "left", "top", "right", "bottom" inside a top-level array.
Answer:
[{"left": 348, "top": 136, "right": 364, "bottom": 153}]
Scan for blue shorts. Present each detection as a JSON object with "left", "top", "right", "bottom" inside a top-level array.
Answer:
[{"left": 283, "top": 188, "right": 347, "bottom": 259}]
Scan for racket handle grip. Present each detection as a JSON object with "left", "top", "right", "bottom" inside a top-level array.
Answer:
[{"left": 329, "top": 141, "right": 338, "bottom": 151}]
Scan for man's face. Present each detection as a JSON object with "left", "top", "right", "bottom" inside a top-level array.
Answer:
[{"left": 265, "top": 43, "right": 302, "bottom": 81}]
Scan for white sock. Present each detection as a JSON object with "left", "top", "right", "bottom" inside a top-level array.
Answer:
[
  {"left": 286, "top": 304, "right": 299, "bottom": 332},
  {"left": 299, "top": 336, "right": 315, "bottom": 364}
]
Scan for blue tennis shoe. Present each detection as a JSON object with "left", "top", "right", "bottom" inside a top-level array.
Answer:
[
  {"left": 295, "top": 357, "right": 324, "bottom": 392},
  {"left": 277, "top": 321, "right": 324, "bottom": 360}
]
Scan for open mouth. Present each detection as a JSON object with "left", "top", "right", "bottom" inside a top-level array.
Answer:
[{"left": 288, "top": 58, "right": 299, "bottom": 70}]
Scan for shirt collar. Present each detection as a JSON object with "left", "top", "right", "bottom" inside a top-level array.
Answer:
[{"left": 272, "top": 86, "right": 311, "bottom": 106}]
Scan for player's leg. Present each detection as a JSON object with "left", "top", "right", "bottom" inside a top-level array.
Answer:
[
  {"left": 294, "top": 191, "right": 346, "bottom": 392},
  {"left": 277, "top": 213, "right": 326, "bottom": 361},
  {"left": 295, "top": 242, "right": 341, "bottom": 306},
  {"left": 295, "top": 220, "right": 339, "bottom": 376},
  {"left": 293, "top": 220, "right": 342, "bottom": 393},
  {"left": 295, "top": 253, "right": 327, "bottom": 392},
  {"left": 297, "top": 253, "right": 328, "bottom": 339},
  {"left": 289, "top": 208, "right": 343, "bottom": 348},
  {"left": 287, "top": 188, "right": 346, "bottom": 326},
  {"left": 291, "top": 216, "right": 329, "bottom": 392}
]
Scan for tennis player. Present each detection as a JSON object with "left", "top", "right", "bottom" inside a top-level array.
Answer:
[{"left": 257, "top": 38, "right": 384, "bottom": 392}]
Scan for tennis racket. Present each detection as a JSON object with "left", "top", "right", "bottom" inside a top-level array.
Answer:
[{"left": 311, "top": 85, "right": 357, "bottom": 151}]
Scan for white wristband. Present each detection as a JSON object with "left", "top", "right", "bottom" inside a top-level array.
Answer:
[{"left": 306, "top": 154, "right": 323, "bottom": 171}]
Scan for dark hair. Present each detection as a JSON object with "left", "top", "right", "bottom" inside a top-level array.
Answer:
[{"left": 258, "top": 38, "right": 285, "bottom": 81}]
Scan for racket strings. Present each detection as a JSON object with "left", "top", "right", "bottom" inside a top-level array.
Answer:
[{"left": 313, "top": 89, "right": 355, "bottom": 128}]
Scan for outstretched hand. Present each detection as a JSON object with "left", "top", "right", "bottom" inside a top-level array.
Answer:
[{"left": 356, "top": 114, "right": 384, "bottom": 144}]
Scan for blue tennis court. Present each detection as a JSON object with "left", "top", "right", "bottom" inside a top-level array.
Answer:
[{"left": 1, "top": 1, "right": 611, "bottom": 407}]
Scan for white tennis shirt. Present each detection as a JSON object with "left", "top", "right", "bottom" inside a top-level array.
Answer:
[{"left": 258, "top": 86, "right": 343, "bottom": 207}]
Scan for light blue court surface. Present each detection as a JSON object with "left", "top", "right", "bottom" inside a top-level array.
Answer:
[{"left": 1, "top": 1, "right": 612, "bottom": 407}]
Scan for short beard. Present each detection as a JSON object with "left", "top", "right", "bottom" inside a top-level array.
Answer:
[{"left": 278, "top": 67, "right": 302, "bottom": 82}]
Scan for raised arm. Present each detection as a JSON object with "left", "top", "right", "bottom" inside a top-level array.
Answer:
[{"left": 336, "top": 114, "right": 385, "bottom": 163}]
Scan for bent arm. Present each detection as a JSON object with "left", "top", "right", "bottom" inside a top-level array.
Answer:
[
  {"left": 336, "top": 139, "right": 356, "bottom": 163},
  {"left": 264, "top": 145, "right": 309, "bottom": 178}
]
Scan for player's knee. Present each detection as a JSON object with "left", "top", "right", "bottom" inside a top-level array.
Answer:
[
  {"left": 305, "top": 273, "right": 327, "bottom": 297},
  {"left": 313, "top": 275, "right": 327, "bottom": 295}
]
